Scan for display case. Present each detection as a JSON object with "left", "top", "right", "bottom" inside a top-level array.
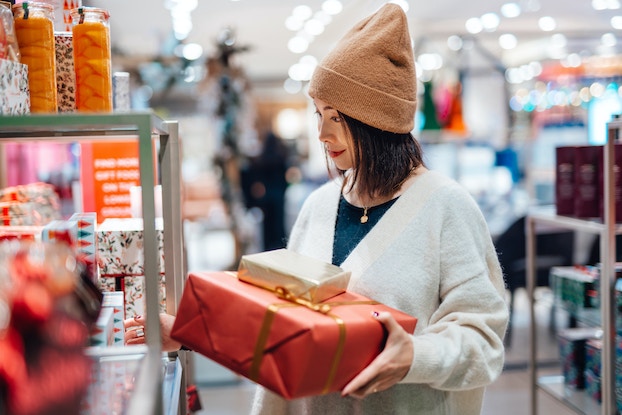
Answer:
[
  {"left": 527, "top": 116, "right": 622, "bottom": 415},
  {"left": 0, "top": 111, "right": 186, "bottom": 415}
]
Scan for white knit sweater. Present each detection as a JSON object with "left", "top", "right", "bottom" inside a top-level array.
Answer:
[{"left": 251, "top": 168, "right": 509, "bottom": 415}]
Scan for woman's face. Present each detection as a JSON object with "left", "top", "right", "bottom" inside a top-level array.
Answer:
[{"left": 313, "top": 97, "right": 354, "bottom": 171}]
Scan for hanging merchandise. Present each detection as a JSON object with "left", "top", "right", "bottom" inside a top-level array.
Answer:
[
  {"left": 12, "top": 2, "right": 58, "bottom": 113},
  {"left": 420, "top": 81, "right": 442, "bottom": 131},
  {"left": 444, "top": 82, "right": 468, "bottom": 137},
  {"left": 71, "top": 6, "right": 112, "bottom": 112}
]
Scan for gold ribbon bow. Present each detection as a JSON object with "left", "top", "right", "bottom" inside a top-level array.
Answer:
[{"left": 249, "top": 284, "right": 377, "bottom": 395}]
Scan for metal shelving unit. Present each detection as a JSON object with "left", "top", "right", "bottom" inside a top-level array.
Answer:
[
  {"left": 527, "top": 116, "right": 622, "bottom": 415},
  {"left": 0, "top": 111, "right": 186, "bottom": 415}
]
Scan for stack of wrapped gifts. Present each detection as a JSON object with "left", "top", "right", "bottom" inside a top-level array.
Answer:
[{"left": 171, "top": 248, "right": 418, "bottom": 399}]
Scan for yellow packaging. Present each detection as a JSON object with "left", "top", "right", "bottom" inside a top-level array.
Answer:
[{"left": 237, "top": 249, "right": 350, "bottom": 303}]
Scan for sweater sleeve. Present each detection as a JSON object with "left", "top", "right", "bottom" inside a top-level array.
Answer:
[{"left": 401, "top": 184, "right": 509, "bottom": 390}]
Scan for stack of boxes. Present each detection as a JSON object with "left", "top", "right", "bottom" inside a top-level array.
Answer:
[{"left": 553, "top": 265, "right": 622, "bottom": 410}]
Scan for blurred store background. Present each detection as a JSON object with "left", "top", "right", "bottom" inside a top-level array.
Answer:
[{"left": 2, "top": 1, "right": 622, "bottom": 412}]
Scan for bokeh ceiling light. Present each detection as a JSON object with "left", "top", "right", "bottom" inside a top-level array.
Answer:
[
  {"left": 500, "top": 2, "right": 521, "bottom": 18},
  {"left": 447, "top": 35, "right": 463, "bottom": 51},
  {"left": 538, "top": 16, "right": 557, "bottom": 31},
  {"left": 591, "top": 0, "right": 621, "bottom": 10},
  {"left": 285, "top": 16, "right": 304, "bottom": 31},
  {"left": 284, "top": 78, "right": 303, "bottom": 94},
  {"left": 602, "top": 32, "right": 617, "bottom": 46},
  {"left": 292, "top": 5, "right": 313, "bottom": 20},
  {"left": 480, "top": 12, "right": 500, "bottom": 31},
  {"left": 612, "top": 15, "right": 622, "bottom": 29},
  {"left": 499, "top": 33, "right": 517, "bottom": 49},
  {"left": 288, "top": 36, "right": 309, "bottom": 53},
  {"left": 321, "top": 0, "right": 343, "bottom": 15},
  {"left": 417, "top": 53, "right": 443, "bottom": 71},
  {"left": 465, "top": 17, "right": 483, "bottom": 34},
  {"left": 304, "top": 19, "right": 325, "bottom": 36}
]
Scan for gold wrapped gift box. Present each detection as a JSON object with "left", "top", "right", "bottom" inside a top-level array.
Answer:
[{"left": 238, "top": 249, "right": 351, "bottom": 303}]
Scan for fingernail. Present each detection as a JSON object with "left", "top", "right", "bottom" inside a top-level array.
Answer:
[
  {"left": 371, "top": 311, "right": 379, "bottom": 318},
  {"left": 134, "top": 315, "right": 142, "bottom": 320}
]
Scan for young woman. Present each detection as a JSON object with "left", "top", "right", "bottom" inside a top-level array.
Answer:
[
  {"left": 126, "top": 4, "right": 508, "bottom": 414},
  {"left": 250, "top": 4, "right": 508, "bottom": 414}
]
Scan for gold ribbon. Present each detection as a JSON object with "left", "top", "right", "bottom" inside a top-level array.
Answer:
[{"left": 248, "top": 284, "right": 378, "bottom": 395}]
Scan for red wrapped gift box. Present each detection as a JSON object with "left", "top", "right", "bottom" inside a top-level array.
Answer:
[{"left": 171, "top": 271, "right": 417, "bottom": 399}]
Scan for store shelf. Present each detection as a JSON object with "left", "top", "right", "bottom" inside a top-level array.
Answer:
[
  {"left": 0, "top": 111, "right": 186, "bottom": 415},
  {"left": 528, "top": 117, "right": 622, "bottom": 415},
  {"left": 538, "top": 375, "right": 602, "bottom": 415}
]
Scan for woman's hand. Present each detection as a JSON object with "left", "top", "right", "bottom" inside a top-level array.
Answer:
[
  {"left": 341, "top": 311, "right": 414, "bottom": 399},
  {"left": 124, "top": 313, "right": 182, "bottom": 352}
]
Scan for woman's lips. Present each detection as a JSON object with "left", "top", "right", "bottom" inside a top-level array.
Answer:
[{"left": 327, "top": 149, "right": 345, "bottom": 158}]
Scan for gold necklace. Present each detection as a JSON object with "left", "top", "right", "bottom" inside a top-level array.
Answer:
[{"left": 357, "top": 166, "right": 416, "bottom": 225}]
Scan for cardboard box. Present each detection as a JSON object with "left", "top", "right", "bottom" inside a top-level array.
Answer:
[
  {"left": 55, "top": 31, "right": 76, "bottom": 112},
  {"left": 98, "top": 275, "right": 167, "bottom": 319},
  {"left": 101, "top": 291, "right": 125, "bottom": 345},
  {"left": 558, "top": 327, "right": 601, "bottom": 389},
  {"left": 171, "top": 271, "right": 418, "bottom": 399},
  {"left": 238, "top": 249, "right": 350, "bottom": 303},
  {"left": 96, "top": 218, "right": 165, "bottom": 277},
  {"left": 0, "top": 58, "right": 30, "bottom": 115},
  {"left": 555, "top": 146, "right": 576, "bottom": 216},
  {"left": 70, "top": 212, "right": 97, "bottom": 281},
  {"left": 90, "top": 307, "right": 114, "bottom": 347},
  {"left": 574, "top": 145, "right": 602, "bottom": 219}
]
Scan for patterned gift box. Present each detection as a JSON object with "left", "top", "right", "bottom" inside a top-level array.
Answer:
[
  {"left": 96, "top": 218, "right": 165, "bottom": 277},
  {"left": 101, "top": 291, "right": 125, "bottom": 345},
  {"left": 89, "top": 307, "right": 114, "bottom": 347},
  {"left": 41, "top": 219, "right": 78, "bottom": 248},
  {"left": 0, "top": 182, "right": 61, "bottom": 225},
  {"left": 0, "top": 201, "right": 50, "bottom": 226},
  {"left": 558, "top": 327, "right": 601, "bottom": 389},
  {"left": 99, "top": 275, "right": 166, "bottom": 319},
  {"left": 0, "top": 226, "right": 43, "bottom": 242},
  {"left": 55, "top": 31, "right": 76, "bottom": 112},
  {"left": 585, "top": 369, "right": 601, "bottom": 404},
  {"left": 70, "top": 212, "right": 97, "bottom": 281},
  {"left": 585, "top": 338, "right": 602, "bottom": 377},
  {"left": 550, "top": 266, "right": 597, "bottom": 313},
  {"left": 0, "top": 58, "right": 30, "bottom": 115}
]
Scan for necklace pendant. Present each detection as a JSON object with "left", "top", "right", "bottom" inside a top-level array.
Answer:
[{"left": 360, "top": 207, "right": 369, "bottom": 224}]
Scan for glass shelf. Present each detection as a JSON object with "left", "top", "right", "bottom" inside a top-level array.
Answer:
[
  {"left": 538, "top": 375, "right": 602, "bottom": 415},
  {"left": 0, "top": 111, "right": 185, "bottom": 415}
]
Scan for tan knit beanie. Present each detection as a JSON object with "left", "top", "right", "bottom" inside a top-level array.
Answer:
[{"left": 308, "top": 3, "right": 417, "bottom": 134}]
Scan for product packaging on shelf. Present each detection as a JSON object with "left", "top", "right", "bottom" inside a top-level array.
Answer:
[
  {"left": 574, "top": 145, "right": 601, "bottom": 219},
  {"left": 0, "top": 1, "right": 21, "bottom": 62},
  {"left": 69, "top": 212, "right": 97, "bottom": 281},
  {"left": 171, "top": 271, "right": 418, "bottom": 399},
  {"left": 12, "top": 1, "right": 58, "bottom": 113},
  {"left": 101, "top": 291, "right": 124, "bottom": 345},
  {"left": 89, "top": 306, "right": 114, "bottom": 347},
  {"left": 557, "top": 327, "right": 602, "bottom": 390},
  {"left": 55, "top": 31, "right": 76, "bottom": 112},
  {"left": 70, "top": 6, "right": 112, "bottom": 112},
  {"left": 0, "top": 58, "right": 29, "bottom": 115},
  {"left": 555, "top": 146, "right": 576, "bottom": 216},
  {"left": 96, "top": 217, "right": 166, "bottom": 318}
]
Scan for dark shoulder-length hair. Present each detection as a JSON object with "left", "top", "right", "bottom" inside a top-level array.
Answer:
[{"left": 329, "top": 112, "right": 426, "bottom": 200}]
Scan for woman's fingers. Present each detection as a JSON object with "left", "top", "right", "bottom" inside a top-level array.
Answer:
[{"left": 124, "top": 315, "right": 147, "bottom": 345}]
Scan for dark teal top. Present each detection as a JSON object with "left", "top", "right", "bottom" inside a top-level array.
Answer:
[{"left": 332, "top": 195, "right": 399, "bottom": 266}]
